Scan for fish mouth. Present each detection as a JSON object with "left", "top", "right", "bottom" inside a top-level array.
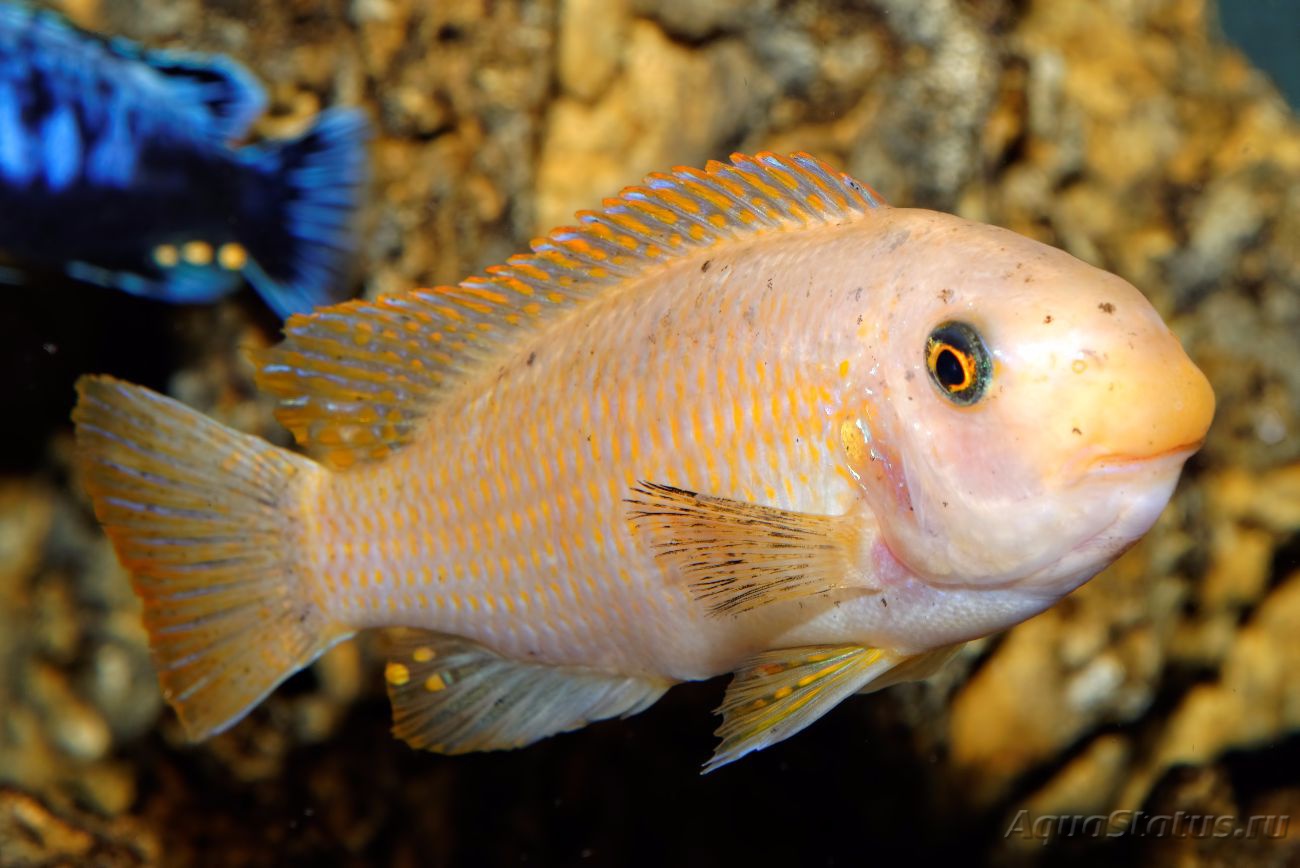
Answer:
[{"left": 1085, "top": 439, "right": 1205, "bottom": 476}]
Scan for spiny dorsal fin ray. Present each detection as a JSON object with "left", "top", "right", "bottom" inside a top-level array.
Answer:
[
  {"left": 252, "top": 153, "right": 884, "bottom": 469},
  {"left": 383, "top": 629, "right": 671, "bottom": 754},
  {"left": 626, "top": 481, "right": 876, "bottom": 615}
]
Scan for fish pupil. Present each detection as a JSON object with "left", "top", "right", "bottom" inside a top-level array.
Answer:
[{"left": 935, "top": 347, "right": 966, "bottom": 389}]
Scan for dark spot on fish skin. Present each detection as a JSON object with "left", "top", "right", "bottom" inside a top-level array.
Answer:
[
  {"left": 880, "top": 597, "right": 888, "bottom": 607},
  {"left": 702, "top": 259, "right": 712, "bottom": 272},
  {"left": 1072, "top": 427, "right": 1082, "bottom": 435},
  {"left": 1099, "top": 302, "right": 1115, "bottom": 314},
  {"left": 938, "top": 288, "right": 954, "bottom": 304},
  {"left": 885, "top": 229, "right": 911, "bottom": 252},
  {"left": 1044, "top": 314, "right": 1054, "bottom": 324},
  {"left": 526, "top": 351, "right": 536, "bottom": 366},
  {"left": 904, "top": 370, "right": 915, "bottom": 381},
  {"left": 766, "top": 277, "right": 773, "bottom": 291},
  {"left": 853, "top": 286, "right": 864, "bottom": 302},
  {"left": 942, "top": 501, "right": 948, "bottom": 507}
]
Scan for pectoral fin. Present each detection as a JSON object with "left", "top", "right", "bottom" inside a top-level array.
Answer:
[
  {"left": 383, "top": 629, "right": 671, "bottom": 754},
  {"left": 626, "top": 481, "right": 873, "bottom": 615},
  {"left": 705, "top": 644, "right": 898, "bottom": 772}
]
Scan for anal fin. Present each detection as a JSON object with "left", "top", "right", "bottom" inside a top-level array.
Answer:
[
  {"left": 383, "top": 630, "right": 672, "bottom": 754},
  {"left": 706, "top": 644, "right": 897, "bottom": 772}
]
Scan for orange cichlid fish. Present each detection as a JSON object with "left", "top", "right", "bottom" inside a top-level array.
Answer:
[{"left": 72, "top": 153, "right": 1214, "bottom": 770}]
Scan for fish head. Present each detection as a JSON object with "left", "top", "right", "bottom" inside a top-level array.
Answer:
[{"left": 846, "top": 210, "right": 1214, "bottom": 603}]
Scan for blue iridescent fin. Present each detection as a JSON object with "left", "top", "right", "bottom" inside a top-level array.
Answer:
[
  {"left": 0, "top": 5, "right": 265, "bottom": 144},
  {"left": 237, "top": 108, "right": 370, "bottom": 318},
  {"left": 66, "top": 260, "right": 243, "bottom": 304},
  {"left": 135, "top": 51, "right": 267, "bottom": 142}
]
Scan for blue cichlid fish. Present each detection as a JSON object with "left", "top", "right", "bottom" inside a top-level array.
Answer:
[
  {"left": 73, "top": 153, "right": 1214, "bottom": 770},
  {"left": 0, "top": 4, "right": 369, "bottom": 317}
]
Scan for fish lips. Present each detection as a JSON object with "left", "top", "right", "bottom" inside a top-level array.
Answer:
[{"left": 1083, "top": 439, "right": 1207, "bottom": 477}]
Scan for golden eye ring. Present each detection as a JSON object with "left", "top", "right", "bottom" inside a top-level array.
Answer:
[{"left": 925, "top": 321, "right": 991, "bottom": 405}]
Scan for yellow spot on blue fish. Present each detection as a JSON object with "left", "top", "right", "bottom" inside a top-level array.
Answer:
[
  {"left": 218, "top": 242, "right": 248, "bottom": 270},
  {"left": 153, "top": 244, "right": 179, "bottom": 268},
  {"left": 182, "top": 240, "right": 213, "bottom": 266}
]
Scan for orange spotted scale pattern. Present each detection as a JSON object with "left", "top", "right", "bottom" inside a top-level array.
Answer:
[{"left": 257, "top": 153, "right": 884, "bottom": 678}]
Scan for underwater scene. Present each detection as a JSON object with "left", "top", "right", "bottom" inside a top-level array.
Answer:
[{"left": 0, "top": 0, "right": 1297, "bottom": 865}]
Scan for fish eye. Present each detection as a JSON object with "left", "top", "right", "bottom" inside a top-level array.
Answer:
[{"left": 925, "top": 321, "right": 991, "bottom": 406}]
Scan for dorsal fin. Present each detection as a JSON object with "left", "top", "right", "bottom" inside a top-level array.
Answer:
[
  {"left": 10, "top": 5, "right": 266, "bottom": 142},
  {"left": 252, "top": 152, "right": 885, "bottom": 469},
  {"left": 139, "top": 53, "right": 267, "bottom": 141}
]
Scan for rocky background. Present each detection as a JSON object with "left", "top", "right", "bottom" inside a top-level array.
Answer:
[{"left": 1, "top": 0, "right": 1298, "bottom": 865}]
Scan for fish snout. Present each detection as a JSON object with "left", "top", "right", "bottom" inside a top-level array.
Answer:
[{"left": 1076, "top": 331, "right": 1215, "bottom": 473}]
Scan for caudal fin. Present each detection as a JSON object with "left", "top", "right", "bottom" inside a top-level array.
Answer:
[
  {"left": 238, "top": 108, "right": 370, "bottom": 318},
  {"left": 72, "top": 375, "right": 348, "bottom": 739}
]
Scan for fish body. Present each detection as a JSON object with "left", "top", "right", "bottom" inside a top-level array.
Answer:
[
  {"left": 0, "top": 4, "right": 368, "bottom": 317},
  {"left": 73, "top": 153, "right": 1214, "bottom": 769}
]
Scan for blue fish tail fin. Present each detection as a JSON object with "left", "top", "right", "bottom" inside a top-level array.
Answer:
[{"left": 239, "top": 108, "right": 370, "bottom": 318}]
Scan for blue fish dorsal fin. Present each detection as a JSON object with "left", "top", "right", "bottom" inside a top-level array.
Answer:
[
  {"left": 133, "top": 51, "right": 267, "bottom": 141},
  {"left": 252, "top": 152, "right": 886, "bottom": 469},
  {"left": 0, "top": 5, "right": 265, "bottom": 141}
]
